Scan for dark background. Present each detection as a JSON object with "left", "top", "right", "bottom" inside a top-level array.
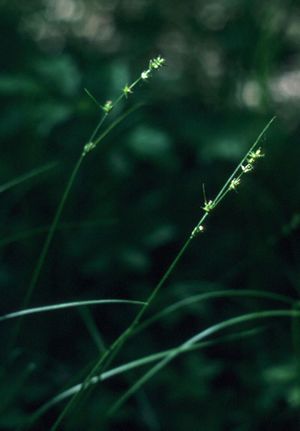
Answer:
[{"left": 0, "top": 0, "right": 300, "bottom": 430}]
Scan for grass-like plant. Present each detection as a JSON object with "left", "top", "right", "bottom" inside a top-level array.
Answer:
[
  {"left": 25, "top": 55, "right": 165, "bottom": 307},
  {"left": 3, "top": 56, "right": 295, "bottom": 430},
  {"left": 9, "top": 56, "right": 166, "bottom": 347},
  {"left": 47, "top": 115, "right": 277, "bottom": 428},
  {"left": 2, "top": 56, "right": 166, "bottom": 429},
  {"left": 43, "top": 114, "right": 278, "bottom": 430}
]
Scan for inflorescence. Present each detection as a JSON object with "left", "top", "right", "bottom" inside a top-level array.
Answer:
[
  {"left": 191, "top": 146, "right": 265, "bottom": 239},
  {"left": 83, "top": 56, "right": 165, "bottom": 157}
]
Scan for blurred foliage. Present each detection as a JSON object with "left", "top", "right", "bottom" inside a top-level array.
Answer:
[{"left": 0, "top": 0, "right": 300, "bottom": 429}]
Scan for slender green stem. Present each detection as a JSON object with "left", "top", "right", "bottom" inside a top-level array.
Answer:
[
  {"left": 9, "top": 154, "right": 84, "bottom": 348},
  {"left": 0, "top": 162, "right": 58, "bottom": 194},
  {"left": 24, "top": 154, "right": 84, "bottom": 308},
  {"left": 94, "top": 104, "right": 141, "bottom": 147},
  {"left": 89, "top": 113, "right": 108, "bottom": 143}
]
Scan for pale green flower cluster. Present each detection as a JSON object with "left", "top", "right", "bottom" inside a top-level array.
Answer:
[
  {"left": 191, "top": 144, "right": 267, "bottom": 239},
  {"left": 83, "top": 56, "right": 166, "bottom": 157}
]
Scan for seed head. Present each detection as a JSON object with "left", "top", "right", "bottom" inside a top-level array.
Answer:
[
  {"left": 123, "top": 84, "right": 133, "bottom": 98},
  {"left": 83, "top": 141, "right": 96, "bottom": 156},
  {"left": 202, "top": 200, "right": 215, "bottom": 213},
  {"left": 103, "top": 100, "right": 113, "bottom": 113},
  {"left": 229, "top": 178, "right": 241, "bottom": 191},
  {"left": 241, "top": 163, "right": 254, "bottom": 173},
  {"left": 191, "top": 225, "right": 204, "bottom": 238},
  {"left": 149, "top": 56, "right": 165, "bottom": 70}
]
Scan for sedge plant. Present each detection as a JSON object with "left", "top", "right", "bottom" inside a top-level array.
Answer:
[
  {"left": 45, "top": 114, "right": 276, "bottom": 430},
  {"left": 4, "top": 56, "right": 281, "bottom": 429},
  {"left": 9, "top": 56, "right": 166, "bottom": 347}
]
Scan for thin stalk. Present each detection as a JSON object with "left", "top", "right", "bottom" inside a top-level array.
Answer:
[
  {"left": 89, "top": 113, "right": 108, "bottom": 143},
  {"left": 9, "top": 153, "right": 84, "bottom": 348},
  {"left": 0, "top": 161, "right": 58, "bottom": 194},
  {"left": 23, "top": 154, "right": 84, "bottom": 309},
  {"left": 79, "top": 306, "right": 107, "bottom": 354}
]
